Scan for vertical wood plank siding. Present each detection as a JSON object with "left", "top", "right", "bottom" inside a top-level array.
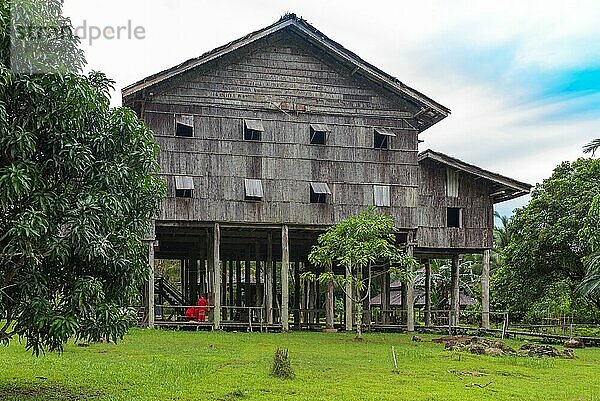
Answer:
[
  {"left": 143, "top": 31, "right": 420, "bottom": 228},
  {"left": 417, "top": 159, "right": 494, "bottom": 249}
]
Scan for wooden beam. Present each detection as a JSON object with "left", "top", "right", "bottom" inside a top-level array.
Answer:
[
  {"left": 281, "top": 225, "right": 290, "bottom": 332},
  {"left": 482, "top": 249, "right": 491, "bottom": 329}
]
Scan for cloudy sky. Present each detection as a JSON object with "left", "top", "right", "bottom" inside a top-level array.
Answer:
[{"left": 62, "top": 0, "right": 600, "bottom": 217}]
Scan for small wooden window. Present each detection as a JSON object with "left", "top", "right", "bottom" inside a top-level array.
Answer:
[
  {"left": 446, "top": 168, "right": 459, "bottom": 197},
  {"left": 310, "top": 123, "right": 328, "bottom": 145},
  {"left": 374, "top": 128, "right": 395, "bottom": 149},
  {"left": 244, "top": 119, "right": 264, "bottom": 141},
  {"left": 447, "top": 207, "right": 462, "bottom": 228},
  {"left": 244, "top": 178, "right": 264, "bottom": 201},
  {"left": 373, "top": 185, "right": 391, "bottom": 207},
  {"left": 175, "top": 115, "right": 194, "bottom": 137},
  {"left": 175, "top": 176, "right": 194, "bottom": 198},
  {"left": 310, "top": 182, "right": 331, "bottom": 204}
]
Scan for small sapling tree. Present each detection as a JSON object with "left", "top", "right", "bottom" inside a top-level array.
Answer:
[{"left": 306, "top": 207, "right": 417, "bottom": 337}]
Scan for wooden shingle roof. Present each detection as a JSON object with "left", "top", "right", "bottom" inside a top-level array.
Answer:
[{"left": 419, "top": 149, "right": 532, "bottom": 203}]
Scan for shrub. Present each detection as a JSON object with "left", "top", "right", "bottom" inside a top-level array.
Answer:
[{"left": 271, "top": 348, "right": 294, "bottom": 379}]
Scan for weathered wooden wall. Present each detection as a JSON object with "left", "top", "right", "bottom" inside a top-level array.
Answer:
[
  {"left": 417, "top": 158, "right": 494, "bottom": 249},
  {"left": 137, "top": 30, "right": 421, "bottom": 228}
]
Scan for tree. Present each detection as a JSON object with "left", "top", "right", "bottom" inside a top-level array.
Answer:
[
  {"left": 583, "top": 138, "right": 600, "bottom": 156},
  {"left": 307, "top": 207, "right": 416, "bottom": 337},
  {"left": 492, "top": 158, "right": 600, "bottom": 322},
  {"left": 579, "top": 195, "right": 600, "bottom": 297},
  {"left": 0, "top": 0, "right": 164, "bottom": 354}
]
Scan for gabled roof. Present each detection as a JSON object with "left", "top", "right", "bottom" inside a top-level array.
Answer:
[
  {"left": 122, "top": 13, "right": 450, "bottom": 131},
  {"left": 418, "top": 149, "right": 532, "bottom": 203}
]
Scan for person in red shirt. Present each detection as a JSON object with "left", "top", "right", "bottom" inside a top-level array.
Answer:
[
  {"left": 197, "top": 295, "right": 209, "bottom": 322},
  {"left": 185, "top": 295, "right": 210, "bottom": 321}
]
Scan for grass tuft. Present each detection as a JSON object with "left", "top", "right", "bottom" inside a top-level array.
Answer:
[{"left": 271, "top": 347, "right": 294, "bottom": 380}]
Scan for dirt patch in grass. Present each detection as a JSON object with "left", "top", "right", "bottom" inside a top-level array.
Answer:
[{"left": 0, "top": 383, "right": 100, "bottom": 401}]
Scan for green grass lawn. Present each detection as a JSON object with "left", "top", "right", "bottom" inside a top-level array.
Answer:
[{"left": 1, "top": 329, "right": 599, "bottom": 401}]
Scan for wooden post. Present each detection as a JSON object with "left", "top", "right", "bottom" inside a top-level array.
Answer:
[
  {"left": 265, "top": 232, "right": 273, "bottom": 324},
  {"left": 255, "top": 241, "right": 262, "bottom": 307},
  {"left": 281, "top": 225, "right": 290, "bottom": 332},
  {"left": 207, "top": 231, "right": 214, "bottom": 322},
  {"left": 229, "top": 259, "right": 235, "bottom": 316},
  {"left": 180, "top": 259, "right": 187, "bottom": 304},
  {"left": 381, "top": 268, "right": 390, "bottom": 324},
  {"left": 236, "top": 260, "right": 242, "bottom": 314},
  {"left": 213, "top": 223, "right": 221, "bottom": 330},
  {"left": 406, "top": 242, "right": 415, "bottom": 333},
  {"left": 400, "top": 284, "right": 407, "bottom": 324},
  {"left": 244, "top": 250, "right": 251, "bottom": 306},
  {"left": 221, "top": 260, "right": 227, "bottom": 320},
  {"left": 451, "top": 255, "right": 460, "bottom": 328},
  {"left": 358, "top": 265, "right": 367, "bottom": 327},
  {"left": 146, "top": 241, "right": 155, "bottom": 328},
  {"left": 190, "top": 258, "right": 199, "bottom": 303},
  {"left": 424, "top": 259, "right": 432, "bottom": 327},
  {"left": 345, "top": 263, "right": 353, "bottom": 332},
  {"left": 482, "top": 249, "right": 491, "bottom": 329},
  {"left": 294, "top": 262, "right": 301, "bottom": 328},
  {"left": 325, "top": 265, "right": 335, "bottom": 330}
]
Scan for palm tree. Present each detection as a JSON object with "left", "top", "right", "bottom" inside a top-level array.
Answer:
[
  {"left": 583, "top": 138, "right": 600, "bottom": 156},
  {"left": 580, "top": 196, "right": 600, "bottom": 299}
]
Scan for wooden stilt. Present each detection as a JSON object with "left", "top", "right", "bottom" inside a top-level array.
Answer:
[
  {"left": 236, "top": 259, "right": 242, "bottom": 316},
  {"left": 400, "top": 283, "right": 407, "bottom": 324},
  {"left": 325, "top": 265, "right": 335, "bottom": 330},
  {"left": 146, "top": 241, "right": 155, "bottom": 329},
  {"left": 308, "top": 279, "right": 315, "bottom": 324},
  {"left": 272, "top": 258, "right": 279, "bottom": 323},
  {"left": 381, "top": 268, "right": 389, "bottom": 324},
  {"left": 424, "top": 259, "right": 432, "bottom": 327},
  {"left": 281, "top": 225, "right": 290, "bottom": 332},
  {"left": 315, "top": 271, "right": 321, "bottom": 325},
  {"left": 361, "top": 265, "right": 370, "bottom": 327},
  {"left": 294, "top": 262, "right": 301, "bottom": 328},
  {"left": 302, "top": 263, "right": 308, "bottom": 324},
  {"left": 345, "top": 264, "right": 353, "bottom": 332},
  {"left": 212, "top": 223, "right": 221, "bottom": 330},
  {"left": 244, "top": 250, "right": 251, "bottom": 307},
  {"left": 406, "top": 241, "right": 415, "bottom": 333},
  {"left": 221, "top": 260, "right": 227, "bottom": 320},
  {"left": 227, "top": 260, "right": 235, "bottom": 320},
  {"left": 265, "top": 233, "right": 273, "bottom": 324},
  {"left": 451, "top": 255, "right": 460, "bottom": 328},
  {"left": 482, "top": 249, "right": 491, "bottom": 329},
  {"left": 190, "top": 258, "right": 199, "bottom": 303}
]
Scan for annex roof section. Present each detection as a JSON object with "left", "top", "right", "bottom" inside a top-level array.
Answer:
[
  {"left": 418, "top": 149, "right": 532, "bottom": 203},
  {"left": 122, "top": 13, "right": 450, "bottom": 131}
]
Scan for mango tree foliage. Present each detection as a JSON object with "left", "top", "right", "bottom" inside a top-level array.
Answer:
[
  {"left": 307, "top": 207, "right": 416, "bottom": 336},
  {"left": 0, "top": 0, "right": 164, "bottom": 354},
  {"left": 492, "top": 158, "right": 600, "bottom": 321}
]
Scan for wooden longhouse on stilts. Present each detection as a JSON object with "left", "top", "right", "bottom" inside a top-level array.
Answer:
[{"left": 123, "top": 14, "right": 531, "bottom": 332}]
